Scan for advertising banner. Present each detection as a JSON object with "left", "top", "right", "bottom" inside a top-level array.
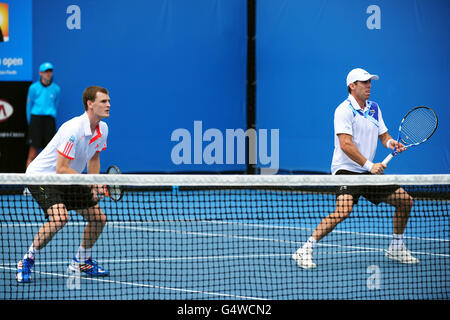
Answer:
[
  {"left": 0, "top": 0, "right": 32, "bottom": 81},
  {"left": 0, "top": 82, "right": 30, "bottom": 172}
]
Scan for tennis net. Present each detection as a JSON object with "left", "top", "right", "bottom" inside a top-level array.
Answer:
[{"left": 0, "top": 173, "right": 448, "bottom": 300}]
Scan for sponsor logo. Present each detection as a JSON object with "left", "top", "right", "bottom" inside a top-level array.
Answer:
[{"left": 0, "top": 99, "right": 13, "bottom": 122}]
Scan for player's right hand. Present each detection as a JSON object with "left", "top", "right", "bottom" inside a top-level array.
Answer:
[{"left": 370, "top": 163, "right": 386, "bottom": 175}]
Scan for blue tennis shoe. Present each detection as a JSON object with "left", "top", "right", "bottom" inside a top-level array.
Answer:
[
  {"left": 16, "top": 258, "right": 35, "bottom": 283},
  {"left": 68, "top": 257, "right": 109, "bottom": 276}
]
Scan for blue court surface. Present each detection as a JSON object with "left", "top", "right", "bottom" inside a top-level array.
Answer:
[{"left": 0, "top": 190, "right": 448, "bottom": 300}]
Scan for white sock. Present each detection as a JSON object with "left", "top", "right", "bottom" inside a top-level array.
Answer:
[
  {"left": 302, "top": 237, "right": 317, "bottom": 251},
  {"left": 23, "top": 244, "right": 38, "bottom": 260},
  {"left": 391, "top": 234, "right": 404, "bottom": 250},
  {"left": 76, "top": 246, "right": 92, "bottom": 262}
]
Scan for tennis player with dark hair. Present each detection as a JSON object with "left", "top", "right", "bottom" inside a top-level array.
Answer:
[
  {"left": 16, "top": 86, "right": 111, "bottom": 283},
  {"left": 292, "top": 68, "right": 418, "bottom": 269},
  {"left": 26, "top": 62, "right": 61, "bottom": 168}
]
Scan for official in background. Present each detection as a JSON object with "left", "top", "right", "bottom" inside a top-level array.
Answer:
[{"left": 26, "top": 62, "right": 61, "bottom": 167}]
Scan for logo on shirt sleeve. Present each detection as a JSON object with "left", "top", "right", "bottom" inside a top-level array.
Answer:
[{"left": 61, "top": 135, "right": 75, "bottom": 157}]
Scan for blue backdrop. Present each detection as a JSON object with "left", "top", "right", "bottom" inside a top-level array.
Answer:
[
  {"left": 33, "top": 0, "right": 248, "bottom": 173},
  {"left": 31, "top": 0, "right": 449, "bottom": 174},
  {"left": 257, "top": 0, "right": 449, "bottom": 174}
]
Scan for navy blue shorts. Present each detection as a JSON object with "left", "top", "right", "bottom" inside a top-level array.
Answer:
[
  {"left": 335, "top": 170, "right": 400, "bottom": 205},
  {"left": 28, "top": 185, "right": 98, "bottom": 219}
]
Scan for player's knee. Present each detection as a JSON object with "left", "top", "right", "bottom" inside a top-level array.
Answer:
[
  {"left": 397, "top": 193, "right": 414, "bottom": 213},
  {"left": 48, "top": 204, "right": 68, "bottom": 215},
  {"left": 48, "top": 207, "right": 69, "bottom": 229},
  {"left": 335, "top": 195, "right": 354, "bottom": 220},
  {"left": 97, "top": 212, "right": 107, "bottom": 226},
  {"left": 90, "top": 208, "right": 107, "bottom": 225},
  {"left": 403, "top": 194, "right": 414, "bottom": 212},
  {"left": 334, "top": 204, "right": 353, "bottom": 221},
  {"left": 339, "top": 208, "right": 353, "bottom": 220}
]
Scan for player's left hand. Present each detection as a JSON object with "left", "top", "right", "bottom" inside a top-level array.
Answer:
[
  {"left": 91, "top": 184, "right": 108, "bottom": 201},
  {"left": 391, "top": 141, "right": 407, "bottom": 154}
]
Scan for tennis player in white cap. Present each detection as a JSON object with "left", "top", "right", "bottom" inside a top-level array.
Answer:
[{"left": 292, "top": 68, "right": 418, "bottom": 269}]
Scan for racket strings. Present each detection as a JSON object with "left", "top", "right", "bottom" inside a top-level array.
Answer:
[
  {"left": 400, "top": 108, "right": 437, "bottom": 144},
  {"left": 106, "top": 165, "right": 124, "bottom": 201},
  {"left": 108, "top": 185, "right": 122, "bottom": 199}
]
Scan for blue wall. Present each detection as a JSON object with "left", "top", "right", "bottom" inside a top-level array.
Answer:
[
  {"left": 257, "top": 0, "right": 449, "bottom": 174},
  {"left": 32, "top": 0, "right": 449, "bottom": 174},
  {"left": 33, "top": 0, "right": 247, "bottom": 173}
]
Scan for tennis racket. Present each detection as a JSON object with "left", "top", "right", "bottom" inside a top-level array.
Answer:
[
  {"left": 105, "top": 165, "right": 124, "bottom": 201},
  {"left": 382, "top": 106, "right": 438, "bottom": 165}
]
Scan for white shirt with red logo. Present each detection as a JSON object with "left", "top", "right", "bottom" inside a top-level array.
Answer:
[{"left": 26, "top": 112, "right": 108, "bottom": 174}]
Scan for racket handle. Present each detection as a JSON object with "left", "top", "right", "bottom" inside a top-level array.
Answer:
[{"left": 382, "top": 153, "right": 393, "bottom": 165}]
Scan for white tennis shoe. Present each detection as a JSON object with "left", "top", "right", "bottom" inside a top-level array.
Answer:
[
  {"left": 292, "top": 247, "right": 316, "bottom": 269},
  {"left": 385, "top": 243, "right": 419, "bottom": 264}
]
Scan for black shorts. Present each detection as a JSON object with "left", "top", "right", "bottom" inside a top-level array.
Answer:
[
  {"left": 27, "top": 115, "right": 56, "bottom": 149},
  {"left": 335, "top": 170, "right": 400, "bottom": 205},
  {"left": 28, "top": 185, "right": 98, "bottom": 219}
]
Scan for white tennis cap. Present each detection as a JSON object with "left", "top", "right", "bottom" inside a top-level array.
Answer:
[{"left": 346, "top": 68, "right": 379, "bottom": 86}]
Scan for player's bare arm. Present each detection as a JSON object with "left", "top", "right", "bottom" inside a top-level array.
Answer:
[
  {"left": 56, "top": 153, "right": 78, "bottom": 174},
  {"left": 379, "top": 132, "right": 405, "bottom": 153},
  {"left": 87, "top": 152, "right": 107, "bottom": 199},
  {"left": 338, "top": 133, "right": 385, "bottom": 174}
]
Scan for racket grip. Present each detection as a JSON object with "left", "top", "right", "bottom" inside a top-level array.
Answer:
[{"left": 382, "top": 153, "right": 393, "bottom": 165}]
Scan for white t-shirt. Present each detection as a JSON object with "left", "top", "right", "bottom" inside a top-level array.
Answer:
[
  {"left": 26, "top": 112, "right": 108, "bottom": 174},
  {"left": 331, "top": 95, "right": 387, "bottom": 174}
]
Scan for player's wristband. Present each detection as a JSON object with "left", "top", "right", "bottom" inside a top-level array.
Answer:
[
  {"left": 363, "top": 160, "right": 374, "bottom": 172},
  {"left": 386, "top": 139, "right": 394, "bottom": 149}
]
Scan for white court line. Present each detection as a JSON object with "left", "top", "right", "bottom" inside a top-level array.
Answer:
[
  {"left": 1, "top": 226, "right": 448, "bottom": 299},
  {"left": 2, "top": 221, "right": 449, "bottom": 259},
  {"left": 108, "top": 224, "right": 450, "bottom": 258},
  {"left": 0, "top": 250, "right": 377, "bottom": 267},
  {"left": 0, "top": 265, "right": 267, "bottom": 300},
  {"left": 0, "top": 245, "right": 447, "bottom": 299},
  {"left": 192, "top": 220, "right": 450, "bottom": 243},
  {"left": 0, "top": 249, "right": 388, "bottom": 301},
  {"left": 3, "top": 220, "right": 448, "bottom": 242}
]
